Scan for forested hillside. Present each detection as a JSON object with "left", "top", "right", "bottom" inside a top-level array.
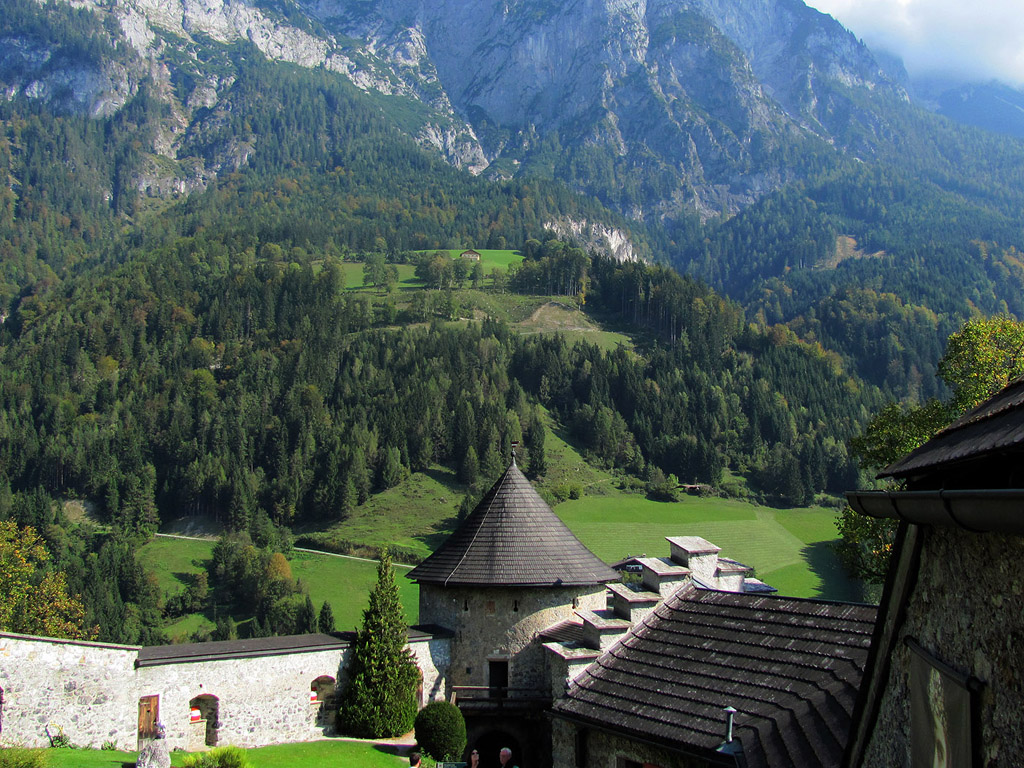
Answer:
[{"left": 3, "top": 0, "right": 1024, "bottom": 644}]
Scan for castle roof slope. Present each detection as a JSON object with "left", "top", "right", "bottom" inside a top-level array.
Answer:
[
  {"left": 554, "top": 584, "right": 877, "bottom": 768},
  {"left": 406, "top": 460, "right": 619, "bottom": 587}
]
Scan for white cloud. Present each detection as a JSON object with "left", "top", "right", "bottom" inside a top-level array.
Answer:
[{"left": 806, "top": 0, "right": 1024, "bottom": 86}]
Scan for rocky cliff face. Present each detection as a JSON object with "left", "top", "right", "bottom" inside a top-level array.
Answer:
[
  {"left": 310, "top": 0, "right": 906, "bottom": 216},
  {"left": 1, "top": 0, "right": 906, "bottom": 219}
]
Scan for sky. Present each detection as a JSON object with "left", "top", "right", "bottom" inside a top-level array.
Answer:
[{"left": 804, "top": 0, "right": 1024, "bottom": 87}]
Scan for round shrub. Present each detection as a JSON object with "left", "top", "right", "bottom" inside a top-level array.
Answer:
[{"left": 414, "top": 701, "right": 467, "bottom": 761}]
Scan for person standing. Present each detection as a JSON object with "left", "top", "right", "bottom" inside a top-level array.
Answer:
[
  {"left": 499, "top": 747, "right": 518, "bottom": 768},
  {"left": 469, "top": 748, "right": 480, "bottom": 768}
]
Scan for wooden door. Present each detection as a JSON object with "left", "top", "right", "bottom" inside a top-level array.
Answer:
[
  {"left": 138, "top": 695, "right": 159, "bottom": 739},
  {"left": 488, "top": 660, "right": 509, "bottom": 699}
]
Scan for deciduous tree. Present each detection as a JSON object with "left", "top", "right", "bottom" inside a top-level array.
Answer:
[{"left": 0, "top": 519, "right": 93, "bottom": 640}]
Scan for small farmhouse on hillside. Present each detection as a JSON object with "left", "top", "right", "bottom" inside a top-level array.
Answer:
[
  {"left": 459, "top": 249, "right": 482, "bottom": 261},
  {"left": 845, "top": 376, "right": 1024, "bottom": 768}
]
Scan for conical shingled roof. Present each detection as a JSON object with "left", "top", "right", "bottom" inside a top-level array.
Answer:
[{"left": 407, "top": 460, "right": 620, "bottom": 587}]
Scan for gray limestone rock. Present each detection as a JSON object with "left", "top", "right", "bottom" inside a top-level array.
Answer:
[{"left": 136, "top": 738, "right": 171, "bottom": 768}]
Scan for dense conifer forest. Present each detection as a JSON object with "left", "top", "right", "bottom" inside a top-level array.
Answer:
[{"left": 4, "top": 0, "right": 1024, "bottom": 643}]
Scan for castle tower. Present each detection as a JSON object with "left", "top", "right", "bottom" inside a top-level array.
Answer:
[{"left": 407, "top": 458, "right": 618, "bottom": 765}]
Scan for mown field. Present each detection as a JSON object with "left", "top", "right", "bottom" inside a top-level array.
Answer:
[
  {"left": 140, "top": 537, "right": 419, "bottom": 640},
  {"left": 416, "top": 248, "right": 524, "bottom": 270},
  {"left": 144, "top": 388, "right": 860, "bottom": 644},
  {"left": 555, "top": 496, "right": 858, "bottom": 601},
  {"left": 38, "top": 739, "right": 407, "bottom": 768}
]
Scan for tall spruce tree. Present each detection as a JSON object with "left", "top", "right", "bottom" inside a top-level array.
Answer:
[
  {"left": 318, "top": 600, "right": 335, "bottom": 633},
  {"left": 297, "top": 595, "right": 317, "bottom": 634},
  {"left": 337, "top": 549, "right": 419, "bottom": 737}
]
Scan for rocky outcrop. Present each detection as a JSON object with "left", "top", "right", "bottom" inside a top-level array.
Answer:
[
  {"left": 10, "top": 0, "right": 909, "bottom": 218},
  {"left": 546, "top": 218, "right": 639, "bottom": 263},
  {"left": 310, "top": 0, "right": 906, "bottom": 216}
]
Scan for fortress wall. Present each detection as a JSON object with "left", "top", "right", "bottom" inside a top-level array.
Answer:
[{"left": 0, "top": 632, "right": 140, "bottom": 749}]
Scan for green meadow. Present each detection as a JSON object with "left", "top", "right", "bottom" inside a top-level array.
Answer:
[
  {"left": 555, "top": 495, "right": 858, "bottom": 601},
  {"left": 342, "top": 262, "right": 419, "bottom": 290},
  {"left": 139, "top": 536, "right": 419, "bottom": 639},
  {"left": 41, "top": 739, "right": 406, "bottom": 768},
  {"left": 416, "top": 248, "right": 524, "bottom": 270}
]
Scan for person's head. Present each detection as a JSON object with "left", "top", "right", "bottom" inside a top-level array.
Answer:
[
  {"left": 410, "top": 752, "right": 422, "bottom": 768},
  {"left": 470, "top": 748, "right": 480, "bottom": 764},
  {"left": 499, "top": 748, "right": 512, "bottom": 766}
]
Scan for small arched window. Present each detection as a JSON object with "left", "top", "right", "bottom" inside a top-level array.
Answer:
[{"left": 310, "top": 675, "right": 336, "bottom": 704}]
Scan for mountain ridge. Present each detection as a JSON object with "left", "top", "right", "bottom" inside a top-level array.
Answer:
[{"left": 2, "top": 0, "right": 916, "bottom": 218}]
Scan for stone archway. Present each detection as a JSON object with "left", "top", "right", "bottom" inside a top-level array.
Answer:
[
  {"left": 310, "top": 676, "right": 336, "bottom": 732},
  {"left": 189, "top": 694, "right": 219, "bottom": 749},
  {"left": 468, "top": 729, "right": 523, "bottom": 768}
]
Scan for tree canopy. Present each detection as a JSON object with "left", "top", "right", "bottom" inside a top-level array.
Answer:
[{"left": 0, "top": 519, "right": 93, "bottom": 640}]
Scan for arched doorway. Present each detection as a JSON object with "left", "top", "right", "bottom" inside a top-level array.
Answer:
[
  {"left": 310, "top": 676, "right": 336, "bottom": 731},
  {"left": 189, "top": 694, "right": 220, "bottom": 748},
  {"left": 468, "top": 729, "right": 523, "bottom": 768}
]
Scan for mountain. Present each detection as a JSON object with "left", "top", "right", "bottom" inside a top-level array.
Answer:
[
  {"left": 315, "top": 0, "right": 908, "bottom": 217},
  {"left": 4, "top": 0, "right": 1024, "bottom": 402},
  {"left": 0, "top": 0, "right": 910, "bottom": 218},
  {"left": 914, "top": 78, "right": 1024, "bottom": 140}
]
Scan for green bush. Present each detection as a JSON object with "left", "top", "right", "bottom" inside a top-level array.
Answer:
[
  {"left": 414, "top": 701, "right": 467, "bottom": 761},
  {"left": 0, "top": 747, "right": 48, "bottom": 768},
  {"left": 181, "top": 746, "right": 251, "bottom": 768}
]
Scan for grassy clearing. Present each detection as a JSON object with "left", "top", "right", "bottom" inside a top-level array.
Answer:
[
  {"left": 290, "top": 552, "right": 418, "bottom": 629},
  {"left": 342, "top": 263, "right": 419, "bottom": 291},
  {"left": 414, "top": 248, "right": 524, "bottom": 270},
  {"left": 312, "top": 464, "right": 464, "bottom": 560},
  {"left": 555, "top": 494, "right": 859, "bottom": 601},
  {"left": 138, "top": 537, "right": 419, "bottom": 636},
  {"left": 141, "top": 536, "right": 214, "bottom": 595},
  {"left": 41, "top": 739, "right": 407, "bottom": 768},
  {"left": 533, "top": 415, "right": 621, "bottom": 496},
  {"left": 516, "top": 301, "right": 634, "bottom": 351}
]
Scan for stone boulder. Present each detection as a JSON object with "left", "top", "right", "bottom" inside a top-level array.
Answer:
[{"left": 136, "top": 738, "right": 171, "bottom": 768}]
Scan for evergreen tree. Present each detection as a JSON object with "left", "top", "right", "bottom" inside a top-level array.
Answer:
[
  {"left": 298, "top": 595, "right": 317, "bottom": 634},
  {"left": 458, "top": 446, "right": 479, "bottom": 486},
  {"left": 318, "top": 600, "right": 335, "bottom": 633},
  {"left": 525, "top": 418, "right": 546, "bottom": 477},
  {"left": 337, "top": 549, "right": 419, "bottom": 737}
]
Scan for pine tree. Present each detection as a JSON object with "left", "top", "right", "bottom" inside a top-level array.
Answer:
[
  {"left": 318, "top": 600, "right": 336, "bottom": 633},
  {"left": 297, "top": 595, "right": 317, "bottom": 634},
  {"left": 526, "top": 417, "right": 546, "bottom": 477},
  {"left": 337, "top": 549, "right": 419, "bottom": 737}
]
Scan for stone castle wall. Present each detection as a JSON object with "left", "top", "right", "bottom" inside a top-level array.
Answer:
[
  {"left": 136, "top": 647, "right": 351, "bottom": 750},
  {"left": 861, "top": 527, "right": 1024, "bottom": 768},
  {"left": 419, "top": 584, "right": 606, "bottom": 691},
  {"left": 0, "top": 633, "right": 140, "bottom": 749},
  {"left": 0, "top": 631, "right": 448, "bottom": 751}
]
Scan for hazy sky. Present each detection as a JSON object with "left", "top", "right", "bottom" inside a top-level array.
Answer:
[{"left": 805, "top": 0, "right": 1024, "bottom": 86}]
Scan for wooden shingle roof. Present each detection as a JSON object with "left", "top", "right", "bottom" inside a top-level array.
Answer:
[
  {"left": 406, "top": 460, "right": 620, "bottom": 587},
  {"left": 553, "top": 584, "right": 877, "bottom": 768},
  {"left": 881, "top": 376, "right": 1024, "bottom": 479}
]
